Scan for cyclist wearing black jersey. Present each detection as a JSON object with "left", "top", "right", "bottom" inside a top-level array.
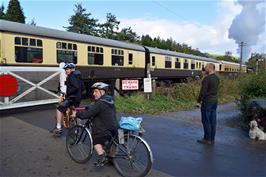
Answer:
[
  {"left": 72, "top": 82, "right": 118, "bottom": 166},
  {"left": 51, "top": 63, "right": 82, "bottom": 136}
]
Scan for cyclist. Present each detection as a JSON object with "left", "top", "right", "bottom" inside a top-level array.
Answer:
[
  {"left": 72, "top": 82, "right": 119, "bottom": 166},
  {"left": 51, "top": 62, "right": 82, "bottom": 136}
]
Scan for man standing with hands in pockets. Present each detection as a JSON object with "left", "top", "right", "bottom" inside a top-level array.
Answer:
[{"left": 197, "top": 63, "right": 220, "bottom": 145}]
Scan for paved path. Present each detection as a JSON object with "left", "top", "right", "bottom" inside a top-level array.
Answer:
[
  {"left": 0, "top": 116, "right": 169, "bottom": 177},
  {"left": 1, "top": 102, "right": 266, "bottom": 177}
]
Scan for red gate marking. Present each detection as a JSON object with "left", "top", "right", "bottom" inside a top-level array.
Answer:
[{"left": 0, "top": 74, "right": 18, "bottom": 97}]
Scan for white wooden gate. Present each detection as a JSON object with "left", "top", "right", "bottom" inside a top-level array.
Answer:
[{"left": 0, "top": 66, "right": 61, "bottom": 110}]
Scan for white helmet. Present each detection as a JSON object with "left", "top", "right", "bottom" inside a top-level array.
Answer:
[{"left": 91, "top": 82, "right": 109, "bottom": 91}]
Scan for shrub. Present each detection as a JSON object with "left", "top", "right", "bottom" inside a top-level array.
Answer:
[{"left": 238, "top": 73, "right": 266, "bottom": 123}]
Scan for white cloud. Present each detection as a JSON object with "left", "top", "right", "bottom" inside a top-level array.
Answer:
[{"left": 119, "top": 0, "right": 265, "bottom": 58}]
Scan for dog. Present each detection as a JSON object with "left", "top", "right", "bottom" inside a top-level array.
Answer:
[{"left": 249, "top": 120, "right": 266, "bottom": 140}]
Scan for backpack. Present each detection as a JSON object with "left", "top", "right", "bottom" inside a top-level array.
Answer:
[{"left": 73, "top": 70, "right": 85, "bottom": 92}]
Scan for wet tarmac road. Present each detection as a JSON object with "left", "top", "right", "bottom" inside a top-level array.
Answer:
[{"left": 1, "top": 103, "right": 266, "bottom": 177}]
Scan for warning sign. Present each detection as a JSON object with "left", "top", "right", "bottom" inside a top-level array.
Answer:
[{"left": 122, "top": 80, "right": 139, "bottom": 90}]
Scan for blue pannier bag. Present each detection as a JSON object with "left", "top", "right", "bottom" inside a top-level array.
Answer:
[{"left": 119, "top": 116, "right": 143, "bottom": 131}]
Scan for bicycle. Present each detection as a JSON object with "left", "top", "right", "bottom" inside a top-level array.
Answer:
[
  {"left": 62, "top": 98, "right": 83, "bottom": 129},
  {"left": 66, "top": 117, "right": 153, "bottom": 177}
]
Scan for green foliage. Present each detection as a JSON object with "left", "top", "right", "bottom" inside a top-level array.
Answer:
[
  {"left": 0, "top": 4, "right": 5, "bottom": 19},
  {"left": 115, "top": 78, "right": 239, "bottom": 114},
  {"left": 238, "top": 73, "right": 266, "bottom": 112},
  {"left": 139, "top": 35, "right": 208, "bottom": 57},
  {"left": 116, "top": 27, "right": 139, "bottom": 42},
  {"left": 5, "top": 0, "right": 25, "bottom": 23},
  {"left": 214, "top": 55, "right": 239, "bottom": 63},
  {"left": 247, "top": 53, "right": 266, "bottom": 71},
  {"left": 218, "top": 77, "right": 239, "bottom": 103},
  {"left": 99, "top": 13, "right": 120, "bottom": 39},
  {"left": 65, "top": 3, "right": 98, "bottom": 35}
]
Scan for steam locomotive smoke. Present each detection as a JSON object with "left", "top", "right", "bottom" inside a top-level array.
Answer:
[{"left": 228, "top": 0, "right": 265, "bottom": 62}]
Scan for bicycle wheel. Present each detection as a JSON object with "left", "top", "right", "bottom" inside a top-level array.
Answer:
[
  {"left": 66, "top": 125, "right": 93, "bottom": 163},
  {"left": 113, "top": 134, "right": 153, "bottom": 177}
]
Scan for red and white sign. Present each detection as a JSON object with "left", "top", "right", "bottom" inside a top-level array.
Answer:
[{"left": 122, "top": 80, "right": 139, "bottom": 90}]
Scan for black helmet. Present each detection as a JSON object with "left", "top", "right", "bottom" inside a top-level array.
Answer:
[
  {"left": 91, "top": 82, "right": 109, "bottom": 91},
  {"left": 63, "top": 62, "right": 75, "bottom": 69}
]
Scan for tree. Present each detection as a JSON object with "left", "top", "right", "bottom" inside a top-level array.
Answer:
[
  {"left": 0, "top": 4, "right": 5, "bottom": 19},
  {"left": 247, "top": 53, "right": 266, "bottom": 71},
  {"left": 140, "top": 35, "right": 153, "bottom": 46},
  {"left": 99, "top": 13, "right": 120, "bottom": 39},
  {"left": 116, "top": 27, "right": 139, "bottom": 42},
  {"left": 65, "top": 3, "right": 98, "bottom": 35},
  {"left": 5, "top": 0, "right": 25, "bottom": 23}
]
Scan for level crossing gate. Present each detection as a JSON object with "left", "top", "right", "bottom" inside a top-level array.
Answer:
[{"left": 0, "top": 66, "right": 61, "bottom": 110}]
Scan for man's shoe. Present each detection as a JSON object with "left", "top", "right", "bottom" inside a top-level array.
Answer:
[
  {"left": 94, "top": 155, "right": 108, "bottom": 167},
  {"left": 197, "top": 139, "right": 212, "bottom": 145},
  {"left": 51, "top": 128, "right": 62, "bottom": 137}
]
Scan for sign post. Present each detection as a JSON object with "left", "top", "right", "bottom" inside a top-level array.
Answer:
[{"left": 144, "top": 78, "right": 152, "bottom": 99}]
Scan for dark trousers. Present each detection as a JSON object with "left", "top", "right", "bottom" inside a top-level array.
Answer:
[{"left": 201, "top": 102, "right": 218, "bottom": 141}]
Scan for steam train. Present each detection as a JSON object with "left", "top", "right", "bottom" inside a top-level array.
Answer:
[{"left": 0, "top": 19, "right": 246, "bottom": 85}]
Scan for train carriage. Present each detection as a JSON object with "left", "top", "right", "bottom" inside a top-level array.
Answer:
[
  {"left": 0, "top": 19, "right": 146, "bottom": 81},
  {"left": 0, "top": 19, "right": 247, "bottom": 87}
]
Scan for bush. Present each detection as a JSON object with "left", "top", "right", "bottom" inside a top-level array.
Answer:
[
  {"left": 238, "top": 73, "right": 266, "bottom": 124},
  {"left": 238, "top": 73, "right": 266, "bottom": 110}
]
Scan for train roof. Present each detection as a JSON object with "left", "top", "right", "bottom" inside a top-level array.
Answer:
[
  {"left": 0, "top": 20, "right": 145, "bottom": 52},
  {"left": 146, "top": 46, "right": 219, "bottom": 63},
  {"left": 220, "top": 60, "right": 241, "bottom": 66},
  {"left": 0, "top": 20, "right": 241, "bottom": 66}
]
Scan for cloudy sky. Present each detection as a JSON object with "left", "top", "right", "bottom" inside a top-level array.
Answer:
[{"left": 2, "top": 0, "right": 265, "bottom": 61}]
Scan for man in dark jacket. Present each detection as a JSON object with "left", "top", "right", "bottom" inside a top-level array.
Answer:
[
  {"left": 52, "top": 63, "right": 82, "bottom": 136},
  {"left": 72, "top": 82, "right": 118, "bottom": 166},
  {"left": 197, "top": 63, "right": 220, "bottom": 145}
]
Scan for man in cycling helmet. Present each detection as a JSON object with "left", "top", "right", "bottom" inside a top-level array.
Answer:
[
  {"left": 51, "top": 62, "right": 82, "bottom": 136},
  {"left": 72, "top": 82, "right": 119, "bottom": 166}
]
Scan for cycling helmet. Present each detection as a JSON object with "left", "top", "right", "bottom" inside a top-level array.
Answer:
[
  {"left": 63, "top": 62, "right": 76, "bottom": 69},
  {"left": 91, "top": 82, "right": 109, "bottom": 91}
]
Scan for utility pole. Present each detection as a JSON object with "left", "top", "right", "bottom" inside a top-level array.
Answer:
[{"left": 239, "top": 41, "right": 244, "bottom": 72}]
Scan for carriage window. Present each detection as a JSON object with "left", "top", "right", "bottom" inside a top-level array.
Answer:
[
  {"left": 15, "top": 47, "right": 43, "bottom": 63},
  {"left": 37, "top": 40, "right": 42, "bottom": 47},
  {"left": 57, "top": 50, "right": 77, "bottom": 64},
  {"left": 68, "top": 43, "right": 72, "bottom": 50},
  {"left": 15, "top": 37, "right": 43, "bottom": 63},
  {"left": 73, "top": 44, "right": 77, "bottom": 50},
  {"left": 15, "top": 37, "right": 21, "bottom": 45},
  {"left": 30, "top": 39, "right": 36, "bottom": 46},
  {"left": 184, "top": 59, "right": 189, "bottom": 69},
  {"left": 88, "top": 45, "right": 104, "bottom": 65},
  {"left": 57, "top": 42, "right": 61, "bottom": 49},
  {"left": 152, "top": 56, "right": 155, "bottom": 66},
  {"left": 22, "top": 38, "right": 28, "bottom": 46},
  {"left": 128, "top": 53, "right": 133, "bottom": 65},
  {"left": 191, "top": 60, "right": 195, "bottom": 70},
  {"left": 57, "top": 41, "right": 78, "bottom": 64},
  {"left": 62, "top": 43, "right": 67, "bottom": 49},
  {"left": 175, "top": 58, "right": 180, "bottom": 69},
  {"left": 111, "top": 49, "right": 124, "bottom": 66},
  {"left": 165, "top": 56, "right": 172, "bottom": 68}
]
